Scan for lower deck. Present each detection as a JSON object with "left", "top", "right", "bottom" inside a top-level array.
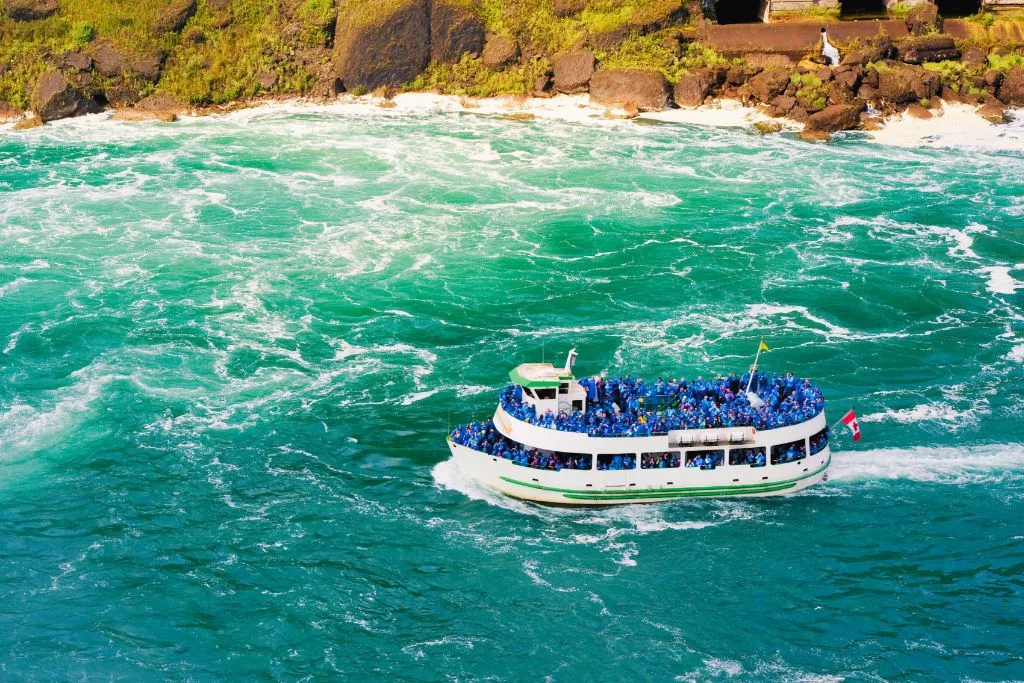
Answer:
[{"left": 448, "top": 442, "right": 831, "bottom": 505}]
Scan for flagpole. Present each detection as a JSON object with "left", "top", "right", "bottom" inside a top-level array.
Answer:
[{"left": 744, "top": 337, "right": 764, "bottom": 394}]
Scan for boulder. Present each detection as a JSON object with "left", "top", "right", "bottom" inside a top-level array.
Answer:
[
  {"left": 92, "top": 42, "right": 124, "bottom": 77},
  {"left": 62, "top": 51, "right": 92, "bottom": 71},
  {"left": 797, "top": 128, "right": 830, "bottom": 142},
  {"left": 769, "top": 94, "right": 796, "bottom": 116},
  {"left": 827, "top": 79, "right": 855, "bottom": 105},
  {"left": 961, "top": 45, "right": 988, "bottom": 72},
  {"left": 805, "top": 101, "right": 866, "bottom": 132},
  {"left": 31, "top": 71, "right": 98, "bottom": 121},
  {"left": 726, "top": 65, "right": 758, "bottom": 86},
  {"left": 482, "top": 35, "right": 518, "bottom": 70},
  {"left": 430, "top": 0, "right": 485, "bottom": 63},
  {"left": 895, "top": 36, "right": 960, "bottom": 65},
  {"left": 551, "top": 50, "right": 594, "bottom": 94},
  {"left": 132, "top": 53, "right": 165, "bottom": 82},
  {"left": 589, "top": 69, "right": 669, "bottom": 111},
  {"left": 257, "top": 71, "right": 279, "bottom": 89},
  {"left": 13, "top": 115, "right": 45, "bottom": 130},
  {"left": 834, "top": 66, "right": 862, "bottom": 92},
  {"left": 998, "top": 66, "right": 1024, "bottom": 106},
  {"left": 752, "top": 120, "right": 783, "bottom": 135},
  {"left": 4, "top": 0, "right": 58, "bottom": 21},
  {"left": 553, "top": 0, "right": 586, "bottom": 17},
  {"left": 747, "top": 69, "right": 789, "bottom": 103},
  {"left": 841, "top": 37, "right": 892, "bottom": 66},
  {"left": 533, "top": 74, "right": 552, "bottom": 97},
  {"left": 589, "top": 26, "right": 630, "bottom": 52},
  {"left": 334, "top": 0, "right": 430, "bottom": 91},
  {"left": 744, "top": 53, "right": 794, "bottom": 71},
  {"left": 905, "top": 102, "right": 932, "bottom": 119},
  {"left": 876, "top": 62, "right": 940, "bottom": 104},
  {"left": 978, "top": 101, "right": 1008, "bottom": 124},
  {"left": 674, "top": 69, "right": 714, "bottom": 107},
  {"left": 155, "top": 0, "right": 197, "bottom": 33},
  {"left": 905, "top": 3, "right": 940, "bottom": 36}
]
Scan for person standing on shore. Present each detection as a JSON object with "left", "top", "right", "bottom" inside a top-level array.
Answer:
[{"left": 821, "top": 27, "right": 841, "bottom": 66}]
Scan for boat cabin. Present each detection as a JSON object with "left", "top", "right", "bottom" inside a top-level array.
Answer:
[{"left": 509, "top": 362, "right": 587, "bottom": 417}]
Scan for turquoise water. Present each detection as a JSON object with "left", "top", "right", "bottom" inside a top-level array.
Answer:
[{"left": 1, "top": 107, "right": 1023, "bottom": 680}]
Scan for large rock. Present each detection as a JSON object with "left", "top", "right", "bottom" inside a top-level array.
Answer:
[
  {"left": 895, "top": 36, "right": 960, "bottom": 65},
  {"left": 62, "top": 51, "right": 92, "bottom": 71},
  {"left": 4, "top": 0, "right": 58, "bottom": 21},
  {"left": 92, "top": 42, "right": 124, "bottom": 77},
  {"left": 674, "top": 68, "right": 715, "bottom": 106},
  {"left": 978, "top": 101, "right": 1008, "bottom": 124},
  {"left": 805, "top": 101, "right": 866, "bottom": 132},
  {"left": 334, "top": 0, "right": 430, "bottom": 91},
  {"left": 905, "top": 3, "right": 940, "bottom": 36},
  {"left": 155, "top": 0, "right": 197, "bottom": 33},
  {"left": 876, "top": 62, "right": 940, "bottom": 104},
  {"left": 961, "top": 45, "right": 988, "bottom": 71},
  {"left": 841, "top": 37, "right": 891, "bottom": 66},
  {"left": 553, "top": 0, "right": 587, "bottom": 17},
  {"left": 430, "top": 0, "right": 484, "bottom": 63},
  {"left": 31, "top": 71, "right": 98, "bottom": 121},
  {"left": 481, "top": 35, "right": 518, "bottom": 70},
  {"left": 747, "top": 69, "right": 789, "bottom": 103},
  {"left": 551, "top": 50, "right": 594, "bottom": 94},
  {"left": 998, "top": 66, "right": 1024, "bottom": 106},
  {"left": 132, "top": 52, "right": 165, "bottom": 82},
  {"left": 589, "top": 69, "right": 669, "bottom": 111}
]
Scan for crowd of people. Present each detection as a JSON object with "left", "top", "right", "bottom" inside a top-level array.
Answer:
[
  {"left": 809, "top": 429, "right": 830, "bottom": 455},
  {"left": 448, "top": 420, "right": 592, "bottom": 471},
  {"left": 771, "top": 440, "right": 806, "bottom": 464},
  {"left": 685, "top": 451, "right": 725, "bottom": 469},
  {"left": 729, "top": 447, "right": 767, "bottom": 468},
  {"left": 499, "top": 371, "right": 824, "bottom": 437},
  {"left": 641, "top": 452, "right": 681, "bottom": 469},
  {"left": 597, "top": 454, "right": 636, "bottom": 470}
]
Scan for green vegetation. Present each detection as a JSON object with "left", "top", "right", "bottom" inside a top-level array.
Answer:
[
  {"left": 887, "top": 2, "right": 910, "bottom": 19},
  {"left": 70, "top": 21, "right": 96, "bottom": 47},
  {"left": 988, "top": 51, "right": 1024, "bottom": 73},
  {"left": 407, "top": 53, "right": 550, "bottom": 96},
  {"left": 771, "top": 6, "right": 840, "bottom": 22},
  {"left": 791, "top": 72, "right": 826, "bottom": 111}
]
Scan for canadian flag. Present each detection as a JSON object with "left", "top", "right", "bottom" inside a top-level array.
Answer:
[{"left": 841, "top": 409, "right": 861, "bottom": 441}]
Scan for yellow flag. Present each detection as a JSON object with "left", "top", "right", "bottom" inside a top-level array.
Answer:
[{"left": 759, "top": 340, "right": 770, "bottom": 352}]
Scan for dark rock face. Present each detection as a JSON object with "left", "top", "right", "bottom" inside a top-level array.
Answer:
[
  {"left": 132, "top": 53, "right": 165, "bottom": 82},
  {"left": 895, "top": 36, "right": 960, "bottom": 65},
  {"left": 482, "top": 35, "right": 518, "bottom": 70},
  {"left": 553, "top": 0, "right": 587, "bottom": 17},
  {"left": 588, "top": 27, "right": 630, "bottom": 52},
  {"left": 998, "top": 66, "right": 1024, "bottom": 106},
  {"left": 876, "top": 62, "right": 940, "bottom": 104},
  {"left": 589, "top": 69, "right": 669, "bottom": 111},
  {"left": 62, "top": 51, "right": 93, "bottom": 71},
  {"left": 5, "top": 0, "right": 58, "bottom": 21},
  {"left": 92, "top": 42, "right": 124, "bottom": 78},
  {"left": 805, "top": 101, "right": 866, "bottom": 132},
  {"left": 334, "top": 0, "right": 431, "bottom": 91},
  {"left": 551, "top": 50, "right": 594, "bottom": 93},
  {"left": 747, "top": 69, "right": 789, "bottom": 103},
  {"left": 156, "top": 0, "right": 197, "bottom": 33},
  {"left": 430, "top": 0, "right": 484, "bottom": 63},
  {"left": 32, "top": 71, "right": 99, "bottom": 121},
  {"left": 961, "top": 45, "right": 988, "bottom": 71},
  {"left": 674, "top": 69, "right": 715, "bottom": 106}
]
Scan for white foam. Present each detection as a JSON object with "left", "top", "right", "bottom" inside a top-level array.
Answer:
[
  {"left": 643, "top": 99, "right": 797, "bottom": 130},
  {"left": 860, "top": 402, "right": 988, "bottom": 430},
  {"left": 978, "top": 265, "right": 1024, "bottom": 294},
  {"left": 830, "top": 443, "right": 1024, "bottom": 484},
  {"left": 865, "top": 101, "right": 1024, "bottom": 151},
  {"left": 1007, "top": 343, "right": 1024, "bottom": 363}
]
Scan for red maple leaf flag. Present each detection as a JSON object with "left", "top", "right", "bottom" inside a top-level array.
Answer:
[{"left": 841, "top": 409, "right": 861, "bottom": 441}]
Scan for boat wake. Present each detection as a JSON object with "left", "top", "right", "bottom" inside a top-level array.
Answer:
[{"left": 825, "top": 443, "right": 1024, "bottom": 485}]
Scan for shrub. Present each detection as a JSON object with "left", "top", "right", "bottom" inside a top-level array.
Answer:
[{"left": 70, "top": 21, "right": 96, "bottom": 46}]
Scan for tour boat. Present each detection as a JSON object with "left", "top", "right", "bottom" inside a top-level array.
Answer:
[{"left": 447, "top": 350, "right": 831, "bottom": 505}]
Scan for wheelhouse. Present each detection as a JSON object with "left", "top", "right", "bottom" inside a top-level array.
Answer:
[{"left": 508, "top": 362, "right": 587, "bottom": 417}]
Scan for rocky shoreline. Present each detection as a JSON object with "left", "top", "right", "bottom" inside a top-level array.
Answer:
[{"left": 2, "top": 0, "right": 1023, "bottom": 142}]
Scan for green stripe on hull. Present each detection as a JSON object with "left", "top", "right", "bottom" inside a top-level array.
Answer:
[{"left": 498, "top": 456, "right": 831, "bottom": 502}]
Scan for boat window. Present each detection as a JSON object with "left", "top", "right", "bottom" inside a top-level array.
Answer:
[
  {"left": 729, "top": 447, "right": 766, "bottom": 468},
  {"left": 597, "top": 454, "right": 636, "bottom": 471},
  {"left": 557, "top": 453, "right": 592, "bottom": 470},
  {"left": 522, "top": 386, "right": 537, "bottom": 399},
  {"left": 809, "top": 427, "right": 829, "bottom": 455},
  {"left": 535, "top": 388, "right": 556, "bottom": 400},
  {"left": 641, "top": 452, "right": 680, "bottom": 469},
  {"left": 685, "top": 449, "right": 724, "bottom": 469},
  {"left": 771, "top": 439, "right": 807, "bottom": 465},
  {"left": 559, "top": 383, "right": 569, "bottom": 394}
]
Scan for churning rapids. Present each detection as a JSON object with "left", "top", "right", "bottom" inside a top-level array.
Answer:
[{"left": 1, "top": 104, "right": 1022, "bottom": 680}]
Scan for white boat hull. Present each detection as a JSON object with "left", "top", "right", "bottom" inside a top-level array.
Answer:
[{"left": 447, "top": 441, "right": 831, "bottom": 505}]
